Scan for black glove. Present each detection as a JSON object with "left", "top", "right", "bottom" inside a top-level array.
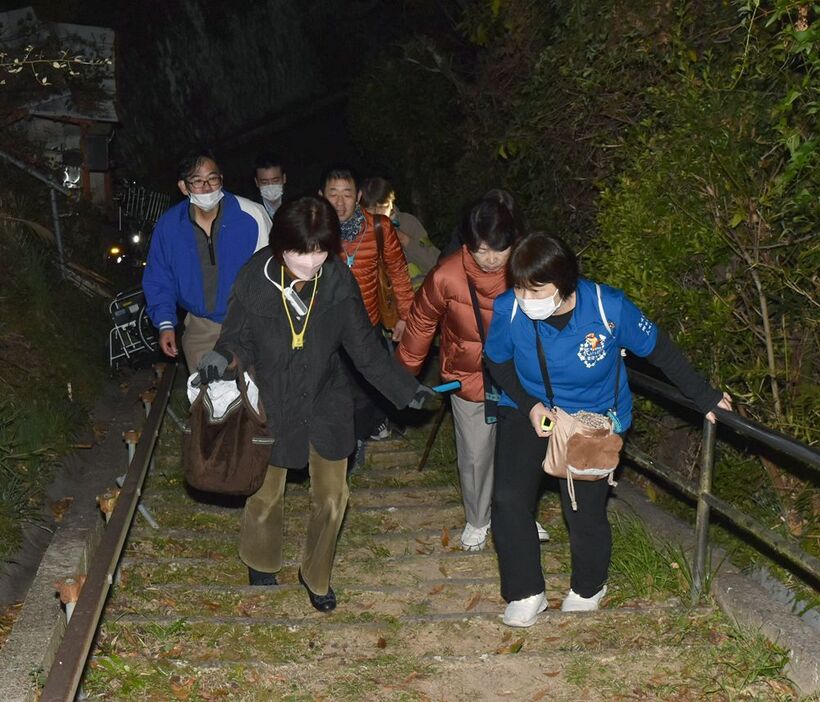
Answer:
[
  {"left": 197, "top": 350, "right": 230, "bottom": 385},
  {"left": 407, "top": 384, "right": 436, "bottom": 410}
]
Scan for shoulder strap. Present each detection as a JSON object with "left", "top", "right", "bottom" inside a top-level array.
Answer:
[
  {"left": 374, "top": 215, "right": 385, "bottom": 260},
  {"left": 595, "top": 283, "right": 623, "bottom": 413},
  {"left": 533, "top": 320, "right": 555, "bottom": 409},
  {"left": 466, "top": 278, "right": 485, "bottom": 344},
  {"left": 595, "top": 283, "right": 614, "bottom": 337}
]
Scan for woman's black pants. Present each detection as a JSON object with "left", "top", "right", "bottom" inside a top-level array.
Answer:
[{"left": 492, "top": 406, "right": 612, "bottom": 602}]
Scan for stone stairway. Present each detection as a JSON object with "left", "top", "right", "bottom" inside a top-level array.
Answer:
[{"left": 82, "top": 404, "right": 799, "bottom": 701}]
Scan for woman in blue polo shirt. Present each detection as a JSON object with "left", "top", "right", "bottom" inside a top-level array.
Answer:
[{"left": 484, "top": 232, "right": 732, "bottom": 627}]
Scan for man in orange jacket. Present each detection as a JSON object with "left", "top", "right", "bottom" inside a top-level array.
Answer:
[{"left": 319, "top": 164, "right": 414, "bottom": 457}]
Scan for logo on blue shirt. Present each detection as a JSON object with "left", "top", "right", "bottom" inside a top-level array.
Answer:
[{"left": 577, "top": 333, "right": 609, "bottom": 368}]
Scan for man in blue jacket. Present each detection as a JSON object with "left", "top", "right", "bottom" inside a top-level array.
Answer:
[{"left": 143, "top": 151, "right": 271, "bottom": 369}]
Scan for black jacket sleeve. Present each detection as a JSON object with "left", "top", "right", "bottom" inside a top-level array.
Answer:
[
  {"left": 213, "top": 292, "right": 256, "bottom": 371},
  {"left": 485, "top": 356, "right": 544, "bottom": 419},
  {"left": 647, "top": 329, "right": 723, "bottom": 413},
  {"left": 340, "top": 282, "right": 419, "bottom": 409}
]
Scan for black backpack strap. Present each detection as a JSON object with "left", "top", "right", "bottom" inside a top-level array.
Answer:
[
  {"left": 466, "top": 278, "right": 486, "bottom": 344},
  {"left": 533, "top": 320, "right": 555, "bottom": 409}
]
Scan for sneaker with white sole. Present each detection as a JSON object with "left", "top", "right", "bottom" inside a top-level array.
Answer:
[
  {"left": 369, "top": 421, "right": 392, "bottom": 441},
  {"left": 503, "top": 591, "right": 548, "bottom": 627},
  {"left": 561, "top": 585, "right": 607, "bottom": 612},
  {"left": 536, "top": 520, "right": 550, "bottom": 542},
  {"left": 460, "top": 522, "right": 490, "bottom": 551}
]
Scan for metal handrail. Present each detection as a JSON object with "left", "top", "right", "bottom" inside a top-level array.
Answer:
[
  {"left": 624, "top": 370, "right": 820, "bottom": 603},
  {"left": 40, "top": 363, "right": 177, "bottom": 702},
  {"left": 630, "top": 372, "right": 820, "bottom": 471}
]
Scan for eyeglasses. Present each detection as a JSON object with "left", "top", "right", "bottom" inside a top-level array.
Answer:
[{"left": 185, "top": 174, "right": 223, "bottom": 191}]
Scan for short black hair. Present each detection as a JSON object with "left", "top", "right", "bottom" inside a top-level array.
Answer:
[
  {"left": 254, "top": 153, "right": 285, "bottom": 173},
  {"left": 320, "top": 163, "right": 359, "bottom": 192},
  {"left": 508, "top": 232, "right": 579, "bottom": 298},
  {"left": 177, "top": 149, "right": 219, "bottom": 182},
  {"left": 360, "top": 177, "right": 394, "bottom": 208},
  {"left": 270, "top": 196, "right": 342, "bottom": 262},
  {"left": 463, "top": 198, "right": 517, "bottom": 252},
  {"left": 482, "top": 188, "right": 525, "bottom": 238}
]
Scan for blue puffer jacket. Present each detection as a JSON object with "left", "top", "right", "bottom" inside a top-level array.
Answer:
[{"left": 143, "top": 192, "right": 270, "bottom": 330}]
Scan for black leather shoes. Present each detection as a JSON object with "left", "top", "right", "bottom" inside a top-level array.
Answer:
[
  {"left": 298, "top": 569, "right": 336, "bottom": 612},
  {"left": 248, "top": 567, "right": 277, "bottom": 586}
]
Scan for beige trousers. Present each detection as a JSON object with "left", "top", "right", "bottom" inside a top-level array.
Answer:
[
  {"left": 451, "top": 394, "right": 496, "bottom": 529},
  {"left": 239, "top": 445, "right": 349, "bottom": 595},
  {"left": 181, "top": 313, "right": 222, "bottom": 372}
]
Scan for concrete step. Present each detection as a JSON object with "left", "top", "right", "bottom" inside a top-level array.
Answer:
[
  {"left": 94, "top": 605, "right": 710, "bottom": 664},
  {"left": 119, "top": 547, "right": 567, "bottom": 590}
]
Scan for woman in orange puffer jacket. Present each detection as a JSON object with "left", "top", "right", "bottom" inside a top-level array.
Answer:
[{"left": 397, "top": 197, "right": 544, "bottom": 551}]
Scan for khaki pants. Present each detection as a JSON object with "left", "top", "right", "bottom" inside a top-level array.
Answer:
[
  {"left": 451, "top": 394, "right": 496, "bottom": 528},
  {"left": 239, "top": 445, "right": 349, "bottom": 595},
  {"left": 181, "top": 313, "right": 222, "bottom": 372}
]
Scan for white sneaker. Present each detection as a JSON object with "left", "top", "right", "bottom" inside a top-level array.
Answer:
[
  {"left": 561, "top": 585, "right": 607, "bottom": 612},
  {"left": 369, "top": 421, "right": 392, "bottom": 441},
  {"left": 460, "top": 522, "right": 490, "bottom": 551},
  {"left": 536, "top": 520, "right": 550, "bottom": 542},
  {"left": 503, "top": 592, "right": 547, "bottom": 627}
]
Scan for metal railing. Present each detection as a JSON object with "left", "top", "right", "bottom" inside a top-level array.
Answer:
[
  {"left": 40, "top": 363, "right": 177, "bottom": 702},
  {"left": 623, "top": 371, "right": 820, "bottom": 604}
]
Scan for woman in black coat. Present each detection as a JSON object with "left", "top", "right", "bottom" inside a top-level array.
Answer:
[{"left": 198, "top": 196, "right": 431, "bottom": 612}]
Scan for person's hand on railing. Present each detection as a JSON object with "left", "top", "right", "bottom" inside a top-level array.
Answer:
[{"left": 706, "top": 391, "right": 733, "bottom": 424}]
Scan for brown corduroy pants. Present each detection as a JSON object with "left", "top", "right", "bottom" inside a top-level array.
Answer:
[{"left": 238, "top": 444, "right": 349, "bottom": 595}]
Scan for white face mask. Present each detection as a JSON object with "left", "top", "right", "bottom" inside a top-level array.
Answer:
[
  {"left": 189, "top": 188, "right": 224, "bottom": 212},
  {"left": 282, "top": 250, "right": 328, "bottom": 281},
  {"left": 260, "top": 184, "right": 283, "bottom": 203},
  {"left": 515, "top": 289, "right": 562, "bottom": 320}
]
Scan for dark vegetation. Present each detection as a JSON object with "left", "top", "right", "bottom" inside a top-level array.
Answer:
[
  {"left": 0, "top": 213, "right": 108, "bottom": 560},
  {"left": 346, "top": 0, "right": 818, "bottom": 593}
]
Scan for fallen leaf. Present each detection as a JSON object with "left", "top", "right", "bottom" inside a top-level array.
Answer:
[
  {"left": 92, "top": 422, "right": 109, "bottom": 441},
  {"left": 51, "top": 497, "right": 74, "bottom": 522},
  {"left": 465, "top": 592, "right": 481, "bottom": 611},
  {"left": 544, "top": 671, "right": 559, "bottom": 678},
  {"left": 439, "top": 565, "right": 449, "bottom": 578},
  {"left": 440, "top": 527, "right": 450, "bottom": 547},
  {"left": 709, "top": 629, "right": 728, "bottom": 645},
  {"left": 495, "top": 637, "right": 525, "bottom": 654},
  {"left": 428, "top": 583, "right": 445, "bottom": 595},
  {"left": 402, "top": 671, "right": 420, "bottom": 684},
  {"left": 376, "top": 637, "right": 387, "bottom": 649},
  {"left": 170, "top": 675, "right": 195, "bottom": 700}
]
